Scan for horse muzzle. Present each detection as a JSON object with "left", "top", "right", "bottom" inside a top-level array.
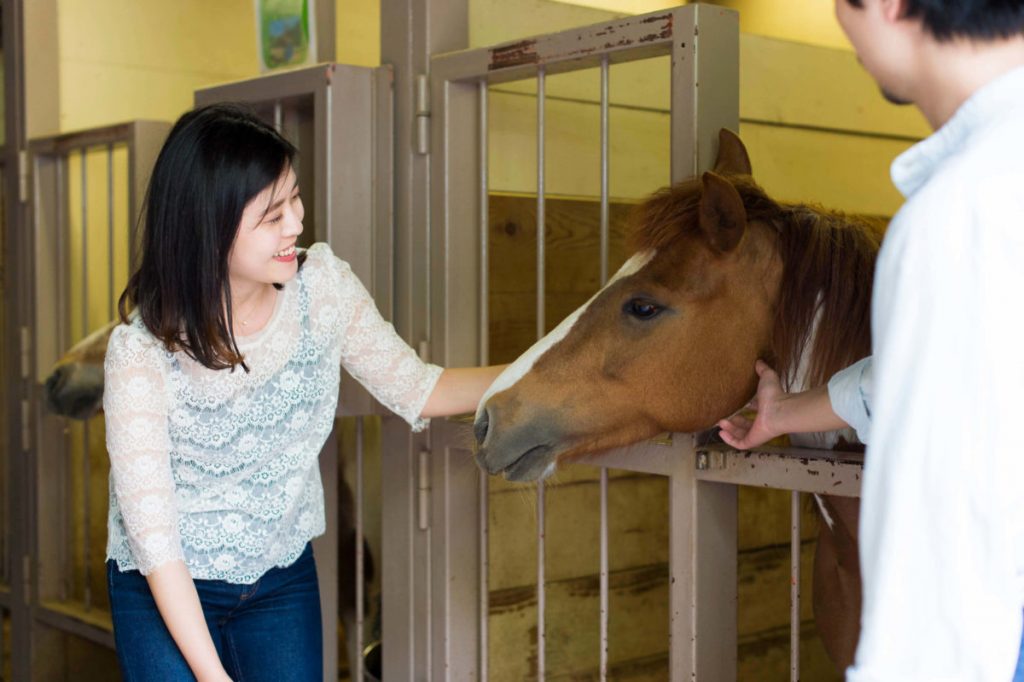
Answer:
[{"left": 474, "top": 402, "right": 561, "bottom": 482}]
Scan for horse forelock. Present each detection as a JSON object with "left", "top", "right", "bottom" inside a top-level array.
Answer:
[{"left": 476, "top": 250, "right": 657, "bottom": 421}]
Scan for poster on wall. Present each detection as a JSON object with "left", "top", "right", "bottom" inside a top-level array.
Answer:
[{"left": 256, "top": 0, "right": 318, "bottom": 72}]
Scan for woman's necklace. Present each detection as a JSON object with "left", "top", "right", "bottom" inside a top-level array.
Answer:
[{"left": 234, "top": 286, "right": 272, "bottom": 329}]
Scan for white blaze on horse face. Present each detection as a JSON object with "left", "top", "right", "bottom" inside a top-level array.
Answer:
[{"left": 476, "top": 250, "right": 657, "bottom": 421}]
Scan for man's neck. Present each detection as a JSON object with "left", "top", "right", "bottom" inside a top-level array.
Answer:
[{"left": 913, "top": 36, "right": 1024, "bottom": 130}]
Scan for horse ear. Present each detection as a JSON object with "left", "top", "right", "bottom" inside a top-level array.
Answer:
[
  {"left": 713, "top": 128, "right": 752, "bottom": 176},
  {"left": 699, "top": 171, "right": 747, "bottom": 253}
]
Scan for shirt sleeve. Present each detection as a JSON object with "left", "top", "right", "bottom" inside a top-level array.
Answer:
[
  {"left": 846, "top": 178, "right": 1024, "bottom": 680},
  {"left": 103, "top": 324, "right": 185, "bottom": 574},
  {"left": 827, "top": 356, "right": 873, "bottom": 444},
  {"left": 305, "top": 244, "right": 443, "bottom": 431}
]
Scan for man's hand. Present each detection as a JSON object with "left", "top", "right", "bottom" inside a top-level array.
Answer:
[{"left": 717, "top": 359, "right": 785, "bottom": 450}]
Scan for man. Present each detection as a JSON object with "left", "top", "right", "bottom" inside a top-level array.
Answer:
[{"left": 718, "top": 1, "right": 1024, "bottom": 679}]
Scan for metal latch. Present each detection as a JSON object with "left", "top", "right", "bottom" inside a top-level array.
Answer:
[
  {"left": 418, "top": 449, "right": 430, "bottom": 530},
  {"left": 18, "top": 150, "right": 30, "bottom": 204}
]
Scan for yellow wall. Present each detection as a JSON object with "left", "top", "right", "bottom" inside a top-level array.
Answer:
[
  {"left": 337, "top": 0, "right": 381, "bottom": 66},
  {"left": 55, "top": 0, "right": 259, "bottom": 134},
  {"left": 551, "top": 0, "right": 852, "bottom": 50}
]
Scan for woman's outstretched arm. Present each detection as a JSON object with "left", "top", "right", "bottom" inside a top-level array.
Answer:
[{"left": 420, "top": 365, "right": 509, "bottom": 418}]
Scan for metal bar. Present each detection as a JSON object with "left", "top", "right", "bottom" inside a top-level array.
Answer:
[
  {"left": 478, "top": 470, "right": 489, "bottom": 681},
  {"left": 479, "top": 80, "right": 490, "bottom": 367},
  {"left": 600, "top": 56, "right": 610, "bottom": 286},
  {"left": 429, "top": 11, "right": 676, "bottom": 85},
  {"left": 355, "top": 417, "right": 365, "bottom": 682},
  {"left": 599, "top": 468, "right": 609, "bottom": 682},
  {"left": 478, "top": 78, "right": 490, "bottom": 682},
  {"left": 695, "top": 445, "right": 863, "bottom": 498},
  {"left": 80, "top": 148, "right": 92, "bottom": 611},
  {"left": 537, "top": 477, "right": 546, "bottom": 681},
  {"left": 273, "top": 100, "right": 283, "bottom": 133},
  {"left": 107, "top": 145, "right": 115, "bottom": 324},
  {"left": 536, "top": 67, "right": 546, "bottom": 340},
  {"left": 535, "top": 65, "right": 547, "bottom": 682},
  {"left": 28, "top": 123, "right": 139, "bottom": 156},
  {"left": 790, "top": 490, "right": 801, "bottom": 682},
  {"left": 57, "top": 154, "right": 69, "bottom": 604}
]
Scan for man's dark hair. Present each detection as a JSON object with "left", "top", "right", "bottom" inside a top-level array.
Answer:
[
  {"left": 846, "top": 0, "right": 1024, "bottom": 41},
  {"left": 119, "top": 103, "right": 298, "bottom": 371}
]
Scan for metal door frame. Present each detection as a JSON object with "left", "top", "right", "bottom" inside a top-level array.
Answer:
[{"left": 3, "top": 0, "right": 33, "bottom": 678}]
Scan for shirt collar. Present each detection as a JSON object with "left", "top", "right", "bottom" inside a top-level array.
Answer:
[{"left": 891, "top": 63, "right": 1024, "bottom": 198}]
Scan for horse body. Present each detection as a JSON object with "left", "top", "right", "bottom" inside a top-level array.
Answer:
[{"left": 475, "top": 129, "right": 881, "bottom": 671}]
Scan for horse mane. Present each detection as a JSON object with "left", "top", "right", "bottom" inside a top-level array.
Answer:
[{"left": 629, "top": 175, "right": 883, "bottom": 390}]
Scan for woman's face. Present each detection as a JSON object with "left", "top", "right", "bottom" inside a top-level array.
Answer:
[{"left": 229, "top": 166, "right": 304, "bottom": 291}]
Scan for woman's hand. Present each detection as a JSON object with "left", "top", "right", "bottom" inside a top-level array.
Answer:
[{"left": 717, "top": 359, "right": 786, "bottom": 450}]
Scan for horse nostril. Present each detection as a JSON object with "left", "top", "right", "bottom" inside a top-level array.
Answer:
[
  {"left": 474, "top": 408, "right": 490, "bottom": 446},
  {"left": 45, "top": 365, "right": 69, "bottom": 397}
]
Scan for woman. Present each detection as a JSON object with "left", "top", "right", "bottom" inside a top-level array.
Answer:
[{"left": 104, "top": 103, "right": 502, "bottom": 681}]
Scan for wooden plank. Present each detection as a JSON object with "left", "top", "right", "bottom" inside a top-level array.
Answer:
[{"left": 486, "top": 540, "right": 835, "bottom": 680}]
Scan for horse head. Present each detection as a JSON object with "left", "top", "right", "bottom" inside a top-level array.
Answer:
[
  {"left": 474, "top": 129, "right": 878, "bottom": 481},
  {"left": 44, "top": 321, "right": 117, "bottom": 420}
]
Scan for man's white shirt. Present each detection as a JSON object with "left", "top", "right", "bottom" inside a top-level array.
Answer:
[{"left": 835, "top": 65, "right": 1024, "bottom": 681}]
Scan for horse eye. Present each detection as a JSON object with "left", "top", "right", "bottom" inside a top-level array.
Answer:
[{"left": 624, "top": 298, "right": 663, "bottom": 320}]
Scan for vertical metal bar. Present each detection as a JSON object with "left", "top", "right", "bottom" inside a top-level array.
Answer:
[
  {"left": 536, "top": 67, "right": 546, "bottom": 340},
  {"left": 355, "top": 417, "right": 365, "bottom": 682},
  {"left": 478, "top": 78, "right": 491, "bottom": 682},
  {"left": 108, "top": 145, "right": 115, "bottom": 322},
  {"left": 790, "top": 490, "right": 801, "bottom": 682},
  {"left": 537, "top": 477, "right": 546, "bottom": 681},
  {"left": 535, "top": 66, "right": 547, "bottom": 682},
  {"left": 273, "top": 100, "right": 283, "bottom": 133},
  {"left": 599, "top": 469, "right": 609, "bottom": 682},
  {"left": 599, "top": 56, "right": 610, "bottom": 287},
  {"left": 479, "top": 80, "right": 490, "bottom": 368},
  {"left": 80, "top": 148, "right": 92, "bottom": 610},
  {"left": 57, "top": 154, "right": 69, "bottom": 603}
]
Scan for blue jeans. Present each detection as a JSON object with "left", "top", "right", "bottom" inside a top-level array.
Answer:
[{"left": 107, "top": 543, "right": 322, "bottom": 681}]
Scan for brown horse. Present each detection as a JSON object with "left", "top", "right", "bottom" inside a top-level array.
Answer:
[{"left": 473, "top": 129, "right": 881, "bottom": 671}]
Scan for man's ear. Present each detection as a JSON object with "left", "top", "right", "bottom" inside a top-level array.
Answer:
[{"left": 880, "top": 0, "right": 907, "bottom": 23}]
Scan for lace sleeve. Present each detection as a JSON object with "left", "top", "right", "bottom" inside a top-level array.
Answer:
[
  {"left": 103, "top": 324, "right": 184, "bottom": 574},
  {"left": 305, "top": 244, "right": 443, "bottom": 431}
]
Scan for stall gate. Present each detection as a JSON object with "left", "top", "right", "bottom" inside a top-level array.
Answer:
[
  {"left": 384, "top": 4, "right": 864, "bottom": 681},
  {"left": 27, "top": 121, "right": 170, "bottom": 678}
]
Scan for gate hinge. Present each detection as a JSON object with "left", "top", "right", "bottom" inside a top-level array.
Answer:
[
  {"left": 418, "top": 449, "right": 430, "bottom": 531},
  {"left": 415, "top": 74, "right": 430, "bottom": 156},
  {"left": 18, "top": 149, "right": 30, "bottom": 203},
  {"left": 21, "top": 399, "right": 31, "bottom": 453},
  {"left": 20, "top": 326, "right": 31, "bottom": 380}
]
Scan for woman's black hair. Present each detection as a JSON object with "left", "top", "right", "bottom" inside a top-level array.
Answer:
[
  {"left": 845, "top": 0, "right": 1024, "bottom": 42},
  {"left": 119, "top": 102, "right": 298, "bottom": 371}
]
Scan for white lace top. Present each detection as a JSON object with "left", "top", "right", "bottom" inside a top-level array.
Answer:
[{"left": 103, "top": 243, "right": 443, "bottom": 583}]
